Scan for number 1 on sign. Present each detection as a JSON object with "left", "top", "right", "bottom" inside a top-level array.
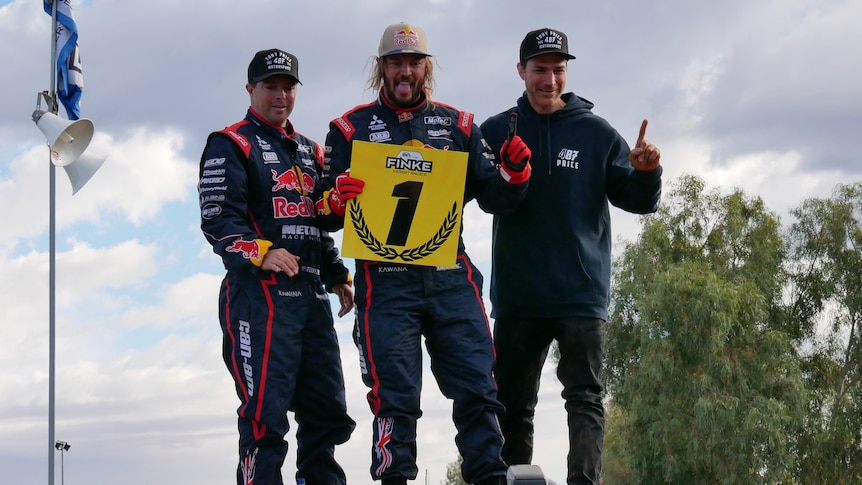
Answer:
[{"left": 386, "top": 181, "right": 423, "bottom": 246}]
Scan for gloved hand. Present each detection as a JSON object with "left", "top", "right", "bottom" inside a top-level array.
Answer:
[
  {"left": 326, "top": 172, "right": 365, "bottom": 217},
  {"left": 500, "top": 135, "right": 531, "bottom": 172},
  {"left": 498, "top": 135, "right": 531, "bottom": 184}
]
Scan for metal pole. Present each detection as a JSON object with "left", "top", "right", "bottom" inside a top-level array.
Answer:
[{"left": 47, "top": 2, "right": 58, "bottom": 485}]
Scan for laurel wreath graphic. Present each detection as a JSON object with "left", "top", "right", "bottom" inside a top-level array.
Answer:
[{"left": 348, "top": 200, "right": 459, "bottom": 262}]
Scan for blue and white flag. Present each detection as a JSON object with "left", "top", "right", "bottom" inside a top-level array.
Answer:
[{"left": 44, "top": 0, "right": 83, "bottom": 120}]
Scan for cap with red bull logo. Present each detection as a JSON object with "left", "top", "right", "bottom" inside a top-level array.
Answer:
[{"left": 378, "top": 22, "right": 430, "bottom": 57}]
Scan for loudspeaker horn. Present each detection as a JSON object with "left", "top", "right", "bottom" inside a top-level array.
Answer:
[
  {"left": 33, "top": 110, "right": 94, "bottom": 167},
  {"left": 62, "top": 152, "right": 107, "bottom": 195}
]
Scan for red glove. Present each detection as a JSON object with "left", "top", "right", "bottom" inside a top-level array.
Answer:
[
  {"left": 326, "top": 172, "right": 365, "bottom": 217},
  {"left": 499, "top": 135, "right": 531, "bottom": 183}
]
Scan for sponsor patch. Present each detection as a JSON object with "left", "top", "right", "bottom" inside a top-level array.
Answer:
[
  {"left": 255, "top": 135, "right": 272, "bottom": 151},
  {"left": 370, "top": 131, "right": 391, "bottom": 142},
  {"left": 556, "top": 148, "right": 580, "bottom": 169},
  {"left": 424, "top": 116, "right": 452, "bottom": 126},
  {"left": 201, "top": 203, "right": 222, "bottom": 220}
]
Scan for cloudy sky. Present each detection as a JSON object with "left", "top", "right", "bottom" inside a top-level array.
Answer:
[{"left": 1, "top": 0, "right": 860, "bottom": 483}]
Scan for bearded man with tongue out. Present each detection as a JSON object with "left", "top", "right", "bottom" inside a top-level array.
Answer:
[{"left": 322, "top": 22, "right": 534, "bottom": 485}]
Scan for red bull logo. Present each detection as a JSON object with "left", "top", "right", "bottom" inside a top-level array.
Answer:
[
  {"left": 226, "top": 240, "right": 262, "bottom": 260},
  {"left": 273, "top": 195, "right": 317, "bottom": 219},
  {"left": 271, "top": 168, "right": 315, "bottom": 193},
  {"left": 393, "top": 28, "right": 420, "bottom": 48}
]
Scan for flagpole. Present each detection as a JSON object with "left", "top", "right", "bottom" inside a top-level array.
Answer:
[{"left": 47, "top": 1, "right": 59, "bottom": 484}]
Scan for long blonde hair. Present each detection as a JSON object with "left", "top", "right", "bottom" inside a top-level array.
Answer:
[{"left": 366, "top": 55, "right": 436, "bottom": 107}]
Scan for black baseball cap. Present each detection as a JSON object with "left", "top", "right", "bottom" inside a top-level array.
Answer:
[
  {"left": 519, "top": 28, "right": 576, "bottom": 64},
  {"left": 247, "top": 48, "right": 302, "bottom": 84}
]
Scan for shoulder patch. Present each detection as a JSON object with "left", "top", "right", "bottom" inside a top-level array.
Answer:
[
  {"left": 332, "top": 116, "right": 355, "bottom": 140},
  {"left": 457, "top": 111, "right": 474, "bottom": 136},
  {"left": 220, "top": 120, "right": 252, "bottom": 158},
  {"left": 331, "top": 102, "right": 377, "bottom": 141},
  {"left": 433, "top": 101, "right": 473, "bottom": 136}
]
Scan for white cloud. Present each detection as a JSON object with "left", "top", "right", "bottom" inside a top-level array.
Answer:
[
  {"left": 1, "top": 0, "right": 860, "bottom": 483},
  {"left": 79, "top": 129, "right": 197, "bottom": 226}
]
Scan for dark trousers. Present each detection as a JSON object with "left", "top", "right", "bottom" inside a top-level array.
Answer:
[
  {"left": 493, "top": 316, "right": 605, "bottom": 485},
  {"left": 221, "top": 276, "right": 355, "bottom": 485},
  {"left": 354, "top": 256, "right": 507, "bottom": 484}
]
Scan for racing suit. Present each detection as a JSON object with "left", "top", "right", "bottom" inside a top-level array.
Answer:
[
  {"left": 199, "top": 109, "right": 355, "bottom": 485},
  {"left": 323, "top": 92, "right": 529, "bottom": 484}
]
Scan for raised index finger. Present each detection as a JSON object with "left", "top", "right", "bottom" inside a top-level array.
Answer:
[{"left": 636, "top": 119, "right": 648, "bottom": 146}]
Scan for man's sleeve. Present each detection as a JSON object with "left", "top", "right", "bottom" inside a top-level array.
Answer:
[
  {"left": 468, "top": 119, "right": 529, "bottom": 215},
  {"left": 319, "top": 231, "right": 351, "bottom": 293},
  {"left": 606, "top": 131, "right": 663, "bottom": 215},
  {"left": 199, "top": 134, "right": 271, "bottom": 271}
]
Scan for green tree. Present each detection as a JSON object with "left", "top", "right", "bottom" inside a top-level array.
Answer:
[
  {"left": 786, "top": 182, "right": 862, "bottom": 483},
  {"left": 603, "top": 174, "right": 806, "bottom": 483},
  {"left": 601, "top": 399, "right": 637, "bottom": 483},
  {"left": 442, "top": 454, "right": 467, "bottom": 485}
]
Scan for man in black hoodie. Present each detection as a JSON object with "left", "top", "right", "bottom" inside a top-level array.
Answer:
[{"left": 480, "top": 28, "right": 662, "bottom": 485}]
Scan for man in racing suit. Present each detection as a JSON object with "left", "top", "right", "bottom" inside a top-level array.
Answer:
[
  {"left": 199, "top": 48, "right": 355, "bottom": 485},
  {"left": 320, "top": 23, "right": 533, "bottom": 485}
]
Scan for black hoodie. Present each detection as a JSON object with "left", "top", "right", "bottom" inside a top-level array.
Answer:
[{"left": 480, "top": 92, "right": 662, "bottom": 320}]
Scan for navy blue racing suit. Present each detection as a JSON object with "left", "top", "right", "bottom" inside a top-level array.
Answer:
[
  {"left": 323, "top": 92, "right": 529, "bottom": 484},
  {"left": 199, "top": 109, "right": 355, "bottom": 485}
]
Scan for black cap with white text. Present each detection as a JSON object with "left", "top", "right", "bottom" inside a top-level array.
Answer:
[
  {"left": 247, "top": 48, "right": 302, "bottom": 84},
  {"left": 519, "top": 28, "right": 576, "bottom": 64}
]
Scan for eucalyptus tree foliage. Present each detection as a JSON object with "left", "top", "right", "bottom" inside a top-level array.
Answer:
[
  {"left": 786, "top": 182, "right": 862, "bottom": 484},
  {"left": 603, "top": 174, "right": 805, "bottom": 483},
  {"left": 442, "top": 455, "right": 467, "bottom": 485}
]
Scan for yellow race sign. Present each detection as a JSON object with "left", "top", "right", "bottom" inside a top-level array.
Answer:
[{"left": 342, "top": 141, "right": 468, "bottom": 267}]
